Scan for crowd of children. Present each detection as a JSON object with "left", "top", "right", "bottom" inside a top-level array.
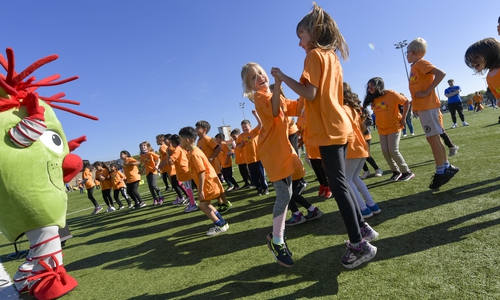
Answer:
[{"left": 73, "top": 4, "right": 500, "bottom": 272}]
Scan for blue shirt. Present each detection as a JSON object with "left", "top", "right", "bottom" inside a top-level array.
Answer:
[{"left": 445, "top": 86, "right": 462, "bottom": 104}]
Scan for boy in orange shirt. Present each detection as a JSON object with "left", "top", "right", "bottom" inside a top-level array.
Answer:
[
  {"left": 156, "top": 134, "right": 171, "bottom": 192},
  {"left": 109, "top": 162, "right": 133, "bottom": 209},
  {"left": 195, "top": 120, "right": 232, "bottom": 212},
  {"left": 178, "top": 126, "right": 229, "bottom": 236},
  {"left": 230, "top": 128, "right": 252, "bottom": 188},
  {"left": 407, "top": 37, "right": 458, "bottom": 189},
  {"left": 215, "top": 133, "right": 240, "bottom": 192},
  {"left": 238, "top": 117, "right": 269, "bottom": 195},
  {"left": 140, "top": 141, "right": 164, "bottom": 205}
]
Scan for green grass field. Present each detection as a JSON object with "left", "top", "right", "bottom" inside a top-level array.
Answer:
[{"left": 1, "top": 108, "right": 500, "bottom": 300}]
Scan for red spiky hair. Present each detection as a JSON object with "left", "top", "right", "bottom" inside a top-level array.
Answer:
[{"left": 0, "top": 47, "right": 97, "bottom": 120}]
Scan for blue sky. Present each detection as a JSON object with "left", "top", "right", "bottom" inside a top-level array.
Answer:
[{"left": 4, "top": 0, "right": 499, "bottom": 162}]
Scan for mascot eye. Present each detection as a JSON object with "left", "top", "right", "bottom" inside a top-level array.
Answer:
[{"left": 40, "top": 130, "right": 64, "bottom": 154}]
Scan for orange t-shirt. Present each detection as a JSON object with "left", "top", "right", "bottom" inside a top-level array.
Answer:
[
  {"left": 110, "top": 170, "right": 127, "bottom": 189},
  {"left": 371, "top": 90, "right": 407, "bottom": 135},
  {"left": 123, "top": 157, "right": 141, "bottom": 183},
  {"left": 82, "top": 167, "right": 95, "bottom": 189},
  {"left": 218, "top": 143, "right": 233, "bottom": 169},
  {"left": 343, "top": 105, "right": 369, "bottom": 159},
  {"left": 188, "top": 147, "right": 224, "bottom": 201},
  {"left": 170, "top": 146, "right": 191, "bottom": 182},
  {"left": 158, "top": 144, "right": 170, "bottom": 173},
  {"left": 300, "top": 48, "right": 352, "bottom": 146},
  {"left": 472, "top": 94, "right": 482, "bottom": 103},
  {"left": 197, "top": 135, "right": 220, "bottom": 170},
  {"left": 409, "top": 59, "right": 441, "bottom": 111},
  {"left": 254, "top": 90, "right": 304, "bottom": 182},
  {"left": 297, "top": 107, "right": 321, "bottom": 159},
  {"left": 233, "top": 137, "right": 245, "bottom": 165},
  {"left": 95, "top": 168, "right": 113, "bottom": 190},
  {"left": 288, "top": 118, "right": 298, "bottom": 135},
  {"left": 239, "top": 127, "right": 260, "bottom": 164},
  {"left": 487, "top": 68, "right": 500, "bottom": 98},
  {"left": 140, "top": 151, "right": 159, "bottom": 175}
]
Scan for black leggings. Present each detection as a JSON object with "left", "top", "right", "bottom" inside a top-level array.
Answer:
[
  {"left": 162, "top": 172, "right": 170, "bottom": 189},
  {"left": 86, "top": 186, "right": 99, "bottom": 207},
  {"left": 113, "top": 188, "right": 130, "bottom": 206},
  {"left": 288, "top": 179, "right": 312, "bottom": 213},
  {"left": 222, "top": 167, "right": 239, "bottom": 188},
  {"left": 238, "top": 164, "right": 252, "bottom": 185},
  {"left": 101, "top": 189, "right": 114, "bottom": 206},
  {"left": 126, "top": 180, "right": 143, "bottom": 205},
  {"left": 440, "top": 131, "right": 455, "bottom": 148},
  {"left": 170, "top": 175, "right": 188, "bottom": 199},
  {"left": 310, "top": 158, "right": 329, "bottom": 186},
  {"left": 320, "top": 144, "right": 364, "bottom": 244},
  {"left": 362, "top": 139, "right": 380, "bottom": 172}
]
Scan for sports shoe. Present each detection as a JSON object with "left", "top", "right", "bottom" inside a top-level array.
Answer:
[
  {"left": 447, "top": 164, "right": 459, "bottom": 174},
  {"left": 389, "top": 171, "right": 401, "bottom": 181},
  {"left": 157, "top": 197, "right": 164, "bottom": 205},
  {"left": 118, "top": 205, "right": 125, "bottom": 210},
  {"left": 403, "top": 134, "right": 407, "bottom": 137},
  {"left": 449, "top": 146, "right": 459, "bottom": 157},
  {"left": 360, "top": 222, "right": 379, "bottom": 242},
  {"left": 318, "top": 185, "right": 326, "bottom": 197},
  {"left": 172, "top": 197, "right": 186, "bottom": 205},
  {"left": 226, "top": 186, "right": 234, "bottom": 192},
  {"left": 218, "top": 201, "right": 232, "bottom": 213},
  {"left": 462, "top": 121, "right": 469, "bottom": 126},
  {"left": 323, "top": 186, "right": 332, "bottom": 199},
  {"left": 360, "top": 207, "right": 373, "bottom": 218},
  {"left": 139, "top": 202, "right": 146, "bottom": 208},
  {"left": 263, "top": 189, "right": 270, "bottom": 195},
  {"left": 206, "top": 223, "right": 229, "bottom": 236},
  {"left": 179, "top": 198, "right": 189, "bottom": 205},
  {"left": 305, "top": 207, "right": 323, "bottom": 221},
  {"left": 106, "top": 206, "right": 113, "bottom": 213},
  {"left": 451, "top": 123, "right": 458, "bottom": 129},
  {"left": 411, "top": 133, "right": 415, "bottom": 136},
  {"left": 367, "top": 204, "right": 381, "bottom": 215},
  {"left": 128, "top": 203, "right": 134, "bottom": 209},
  {"left": 266, "top": 233, "right": 292, "bottom": 256},
  {"left": 341, "top": 240, "right": 377, "bottom": 269},
  {"left": 153, "top": 199, "right": 159, "bottom": 205},
  {"left": 294, "top": 181, "right": 307, "bottom": 195},
  {"left": 360, "top": 170, "right": 370, "bottom": 179},
  {"left": 429, "top": 170, "right": 455, "bottom": 189},
  {"left": 268, "top": 240, "right": 294, "bottom": 268},
  {"left": 233, "top": 186, "right": 240, "bottom": 191},
  {"left": 398, "top": 172, "right": 415, "bottom": 181},
  {"left": 92, "top": 206, "right": 103, "bottom": 215},
  {"left": 285, "top": 212, "right": 306, "bottom": 226},
  {"left": 375, "top": 169, "right": 383, "bottom": 177},
  {"left": 184, "top": 204, "right": 199, "bottom": 212}
]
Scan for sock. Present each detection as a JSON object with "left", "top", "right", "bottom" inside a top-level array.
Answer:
[
  {"left": 214, "top": 217, "right": 226, "bottom": 227},
  {"left": 444, "top": 161, "right": 450, "bottom": 169},
  {"left": 436, "top": 165, "right": 445, "bottom": 175},
  {"left": 273, "top": 236, "right": 284, "bottom": 245},
  {"left": 215, "top": 211, "right": 222, "bottom": 220},
  {"left": 308, "top": 205, "right": 316, "bottom": 212}
]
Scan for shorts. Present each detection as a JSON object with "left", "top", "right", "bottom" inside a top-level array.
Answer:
[{"left": 418, "top": 108, "right": 444, "bottom": 137}]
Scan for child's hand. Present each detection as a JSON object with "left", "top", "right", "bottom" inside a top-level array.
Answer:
[
  {"left": 271, "top": 67, "right": 284, "bottom": 81},
  {"left": 252, "top": 110, "right": 258, "bottom": 116},
  {"left": 198, "top": 191, "right": 205, "bottom": 201}
]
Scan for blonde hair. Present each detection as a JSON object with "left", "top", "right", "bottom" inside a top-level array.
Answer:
[
  {"left": 241, "top": 62, "right": 267, "bottom": 101},
  {"left": 296, "top": 2, "right": 349, "bottom": 60},
  {"left": 407, "top": 37, "right": 427, "bottom": 55}
]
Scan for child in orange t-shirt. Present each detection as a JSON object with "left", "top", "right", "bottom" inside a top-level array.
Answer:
[
  {"left": 94, "top": 161, "right": 123, "bottom": 211},
  {"left": 343, "top": 83, "right": 381, "bottom": 218},
  {"left": 82, "top": 160, "right": 102, "bottom": 215},
  {"left": 195, "top": 120, "right": 231, "bottom": 212},
  {"left": 271, "top": 3, "right": 378, "bottom": 269},
  {"left": 156, "top": 134, "right": 171, "bottom": 192},
  {"left": 178, "top": 126, "right": 229, "bottom": 236},
  {"left": 109, "top": 163, "right": 133, "bottom": 208},
  {"left": 169, "top": 134, "right": 198, "bottom": 213},
  {"left": 242, "top": 62, "right": 303, "bottom": 268},
  {"left": 120, "top": 150, "right": 145, "bottom": 208},
  {"left": 230, "top": 128, "right": 252, "bottom": 188},
  {"left": 139, "top": 141, "right": 164, "bottom": 205},
  {"left": 363, "top": 77, "right": 414, "bottom": 182},
  {"left": 238, "top": 117, "right": 268, "bottom": 195},
  {"left": 215, "top": 133, "right": 240, "bottom": 192},
  {"left": 407, "top": 37, "right": 458, "bottom": 189},
  {"left": 163, "top": 134, "right": 191, "bottom": 206}
]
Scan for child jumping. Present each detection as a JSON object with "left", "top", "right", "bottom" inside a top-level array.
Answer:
[
  {"left": 82, "top": 160, "right": 102, "bottom": 215},
  {"left": 407, "top": 37, "right": 458, "bottom": 189},
  {"left": 139, "top": 141, "right": 164, "bottom": 205},
  {"left": 178, "top": 126, "right": 229, "bottom": 236},
  {"left": 169, "top": 134, "right": 198, "bottom": 213},
  {"left": 120, "top": 150, "right": 146, "bottom": 209},
  {"left": 271, "top": 3, "right": 378, "bottom": 268},
  {"left": 109, "top": 163, "right": 133, "bottom": 209}
]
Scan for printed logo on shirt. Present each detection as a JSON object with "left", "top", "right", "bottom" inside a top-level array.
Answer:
[
  {"left": 496, "top": 87, "right": 500, "bottom": 95},
  {"left": 409, "top": 72, "right": 416, "bottom": 81},
  {"left": 373, "top": 102, "right": 388, "bottom": 110}
]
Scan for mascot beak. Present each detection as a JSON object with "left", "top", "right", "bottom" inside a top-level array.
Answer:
[{"left": 62, "top": 153, "right": 83, "bottom": 183}]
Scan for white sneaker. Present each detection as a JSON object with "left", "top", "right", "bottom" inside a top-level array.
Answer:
[
  {"left": 359, "top": 170, "right": 370, "bottom": 179},
  {"left": 106, "top": 206, "right": 116, "bottom": 212},
  {"left": 462, "top": 121, "right": 469, "bottom": 126},
  {"left": 449, "top": 146, "right": 459, "bottom": 157},
  {"left": 451, "top": 123, "right": 458, "bottom": 129},
  {"left": 411, "top": 133, "right": 414, "bottom": 136},
  {"left": 403, "top": 134, "right": 407, "bottom": 137},
  {"left": 206, "top": 223, "right": 229, "bottom": 236},
  {"left": 375, "top": 169, "right": 383, "bottom": 177}
]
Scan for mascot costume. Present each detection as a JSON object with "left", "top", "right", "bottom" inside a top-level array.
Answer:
[{"left": 0, "top": 48, "right": 97, "bottom": 300}]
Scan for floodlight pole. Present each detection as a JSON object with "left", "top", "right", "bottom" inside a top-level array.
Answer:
[
  {"left": 394, "top": 40, "right": 410, "bottom": 81},
  {"left": 239, "top": 102, "right": 245, "bottom": 119}
]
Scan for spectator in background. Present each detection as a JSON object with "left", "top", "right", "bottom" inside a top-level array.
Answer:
[{"left": 444, "top": 79, "right": 469, "bottom": 128}]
